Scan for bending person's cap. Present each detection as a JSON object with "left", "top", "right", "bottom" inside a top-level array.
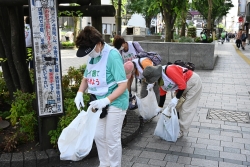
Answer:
[{"left": 143, "top": 65, "right": 162, "bottom": 84}]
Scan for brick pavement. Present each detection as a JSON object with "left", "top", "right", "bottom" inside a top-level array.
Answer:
[
  {"left": 57, "top": 42, "right": 250, "bottom": 167},
  {"left": 1, "top": 42, "right": 250, "bottom": 167}
]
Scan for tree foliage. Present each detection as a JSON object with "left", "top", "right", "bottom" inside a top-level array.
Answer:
[
  {"left": 126, "top": 0, "right": 160, "bottom": 28},
  {"left": 192, "top": 0, "right": 234, "bottom": 36}
]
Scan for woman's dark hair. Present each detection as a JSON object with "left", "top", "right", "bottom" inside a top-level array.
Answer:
[
  {"left": 75, "top": 26, "right": 104, "bottom": 48},
  {"left": 113, "top": 35, "right": 125, "bottom": 49},
  {"left": 25, "top": 16, "right": 30, "bottom": 24}
]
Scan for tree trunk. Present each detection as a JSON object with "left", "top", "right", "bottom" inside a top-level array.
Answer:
[
  {"left": 207, "top": 0, "right": 213, "bottom": 38},
  {"left": 8, "top": 6, "right": 33, "bottom": 93},
  {"left": 73, "top": 16, "right": 80, "bottom": 43},
  {"left": 163, "top": 10, "right": 176, "bottom": 42},
  {"left": 180, "top": 11, "right": 187, "bottom": 37},
  {"left": 0, "top": 6, "right": 33, "bottom": 98}
]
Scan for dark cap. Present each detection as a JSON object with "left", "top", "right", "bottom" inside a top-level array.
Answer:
[
  {"left": 76, "top": 45, "right": 95, "bottom": 57},
  {"left": 142, "top": 65, "right": 162, "bottom": 84}
]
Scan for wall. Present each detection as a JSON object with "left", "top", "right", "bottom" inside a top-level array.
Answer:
[{"left": 138, "top": 42, "right": 216, "bottom": 70}]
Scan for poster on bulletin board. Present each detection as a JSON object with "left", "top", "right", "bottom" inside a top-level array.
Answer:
[{"left": 29, "top": 0, "right": 64, "bottom": 116}]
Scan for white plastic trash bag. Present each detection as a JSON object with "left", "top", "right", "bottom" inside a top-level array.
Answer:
[
  {"left": 154, "top": 106, "right": 180, "bottom": 142},
  {"left": 58, "top": 106, "right": 101, "bottom": 161},
  {"left": 136, "top": 88, "right": 158, "bottom": 120}
]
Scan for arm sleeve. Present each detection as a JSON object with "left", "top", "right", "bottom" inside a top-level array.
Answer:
[{"left": 107, "top": 50, "right": 127, "bottom": 83}]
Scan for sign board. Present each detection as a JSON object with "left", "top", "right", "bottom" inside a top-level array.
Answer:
[{"left": 29, "top": 0, "right": 63, "bottom": 116}]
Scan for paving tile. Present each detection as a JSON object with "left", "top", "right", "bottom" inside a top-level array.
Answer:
[
  {"left": 139, "top": 151, "right": 166, "bottom": 160},
  {"left": 242, "top": 133, "right": 250, "bottom": 139},
  {"left": 175, "top": 141, "right": 192, "bottom": 147},
  {"left": 178, "top": 137, "right": 198, "bottom": 143},
  {"left": 177, "top": 156, "right": 192, "bottom": 165},
  {"left": 197, "top": 138, "right": 220, "bottom": 146},
  {"left": 205, "top": 156, "right": 223, "bottom": 162},
  {"left": 221, "top": 141, "right": 245, "bottom": 149},
  {"left": 206, "top": 145, "right": 223, "bottom": 151},
  {"left": 148, "top": 159, "right": 167, "bottom": 166},
  {"left": 223, "top": 147, "right": 241, "bottom": 154},
  {"left": 169, "top": 145, "right": 183, "bottom": 152},
  {"left": 164, "top": 154, "right": 179, "bottom": 163},
  {"left": 233, "top": 137, "right": 250, "bottom": 145},
  {"left": 146, "top": 142, "right": 171, "bottom": 150},
  {"left": 132, "top": 163, "right": 160, "bottom": 167},
  {"left": 209, "top": 134, "right": 232, "bottom": 142},
  {"left": 199, "top": 128, "right": 221, "bottom": 135},
  {"left": 194, "top": 148, "right": 220, "bottom": 157},
  {"left": 223, "top": 158, "right": 244, "bottom": 165},
  {"left": 221, "top": 124, "right": 242, "bottom": 131},
  {"left": 220, "top": 151, "right": 246, "bottom": 161},
  {"left": 123, "top": 149, "right": 142, "bottom": 157},
  {"left": 166, "top": 162, "right": 185, "bottom": 167},
  {"left": 219, "top": 161, "right": 247, "bottom": 167},
  {"left": 220, "top": 131, "right": 242, "bottom": 138},
  {"left": 181, "top": 146, "right": 194, "bottom": 154},
  {"left": 191, "top": 158, "right": 218, "bottom": 167},
  {"left": 188, "top": 132, "right": 209, "bottom": 139},
  {"left": 131, "top": 157, "right": 149, "bottom": 164},
  {"left": 200, "top": 122, "right": 221, "bottom": 128},
  {"left": 191, "top": 143, "right": 207, "bottom": 149},
  {"left": 241, "top": 149, "right": 250, "bottom": 156}
]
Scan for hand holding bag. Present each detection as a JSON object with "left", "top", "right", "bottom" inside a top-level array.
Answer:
[
  {"left": 175, "top": 95, "right": 186, "bottom": 111},
  {"left": 154, "top": 106, "right": 180, "bottom": 142},
  {"left": 58, "top": 106, "right": 102, "bottom": 161}
]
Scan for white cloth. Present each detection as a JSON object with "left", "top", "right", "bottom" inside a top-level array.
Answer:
[
  {"left": 121, "top": 41, "right": 137, "bottom": 63},
  {"left": 89, "top": 97, "right": 110, "bottom": 110},
  {"left": 86, "top": 44, "right": 115, "bottom": 96},
  {"left": 132, "top": 57, "right": 149, "bottom": 80},
  {"left": 136, "top": 88, "right": 159, "bottom": 120},
  {"left": 94, "top": 106, "right": 126, "bottom": 167},
  {"left": 161, "top": 65, "right": 178, "bottom": 91},
  {"left": 178, "top": 72, "right": 202, "bottom": 132},
  {"left": 58, "top": 107, "right": 102, "bottom": 161}
]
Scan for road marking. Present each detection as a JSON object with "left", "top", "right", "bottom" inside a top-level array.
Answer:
[{"left": 233, "top": 45, "right": 250, "bottom": 65}]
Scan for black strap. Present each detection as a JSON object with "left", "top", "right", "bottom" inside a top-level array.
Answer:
[
  {"left": 132, "top": 42, "right": 139, "bottom": 54},
  {"left": 138, "top": 58, "right": 144, "bottom": 69}
]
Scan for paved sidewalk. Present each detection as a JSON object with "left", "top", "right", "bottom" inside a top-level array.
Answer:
[{"left": 54, "top": 42, "right": 250, "bottom": 167}]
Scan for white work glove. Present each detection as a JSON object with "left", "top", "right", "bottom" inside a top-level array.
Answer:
[
  {"left": 89, "top": 97, "right": 111, "bottom": 110},
  {"left": 147, "top": 83, "right": 154, "bottom": 90},
  {"left": 156, "top": 106, "right": 163, "bottom": 114},
  {"left": 74, "top": 92, "right": 84, "bottom": 110},
  {"left": 168, "top": 97, "right": 179, "bottom": 108}
]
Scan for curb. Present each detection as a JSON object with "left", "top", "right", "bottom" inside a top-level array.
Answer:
[{"left": 0, "top": 110, "right": 142, "bottom": 167}]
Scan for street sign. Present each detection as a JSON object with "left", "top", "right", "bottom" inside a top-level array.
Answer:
[{"left": 29, "top": 0, "right": 64, "bottom": 116}]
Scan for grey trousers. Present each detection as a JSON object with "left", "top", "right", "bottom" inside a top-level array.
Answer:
[
  {"left": 140, "top": 80, "right": 160, "bottom": 104},
  {"left": 178, "top": 72, "right": 202, "bottom": 132}
]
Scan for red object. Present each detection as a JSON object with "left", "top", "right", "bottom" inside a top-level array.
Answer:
[{"left": 238, "top": 17, "right": 243, "bottom": 22}]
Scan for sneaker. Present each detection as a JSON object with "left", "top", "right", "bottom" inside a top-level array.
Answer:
[{"left": 177, "top": 130, "right": 183, "bottom": 138}]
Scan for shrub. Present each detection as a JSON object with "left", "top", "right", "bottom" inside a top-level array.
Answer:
[
  {"left": 61, "top": 41, "right": 75, "bottom": 48},
  {"left": 187, "top": 26, "right": 196, "bottom": 38},
  {"left": 178, "top": 36, "right": 194, "bottom": 43},
  {"left": 194, "top": 37, "right": 201, "bottom": 43}
]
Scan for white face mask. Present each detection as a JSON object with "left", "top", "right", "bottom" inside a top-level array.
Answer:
[
  {"left": 89, "top": 45, "right": 100, "bottom": 58},
  {"left": 119, "top": 46, "right": 124, "bottom": 51}
]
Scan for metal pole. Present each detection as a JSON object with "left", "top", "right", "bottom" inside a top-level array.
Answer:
[{"left": 117, "top": 0, "right": 122, "bottom": 35}]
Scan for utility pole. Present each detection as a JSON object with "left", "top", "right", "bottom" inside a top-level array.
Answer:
[{"left": 117, "top": 0, "right": 122, "bottom": 35}]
